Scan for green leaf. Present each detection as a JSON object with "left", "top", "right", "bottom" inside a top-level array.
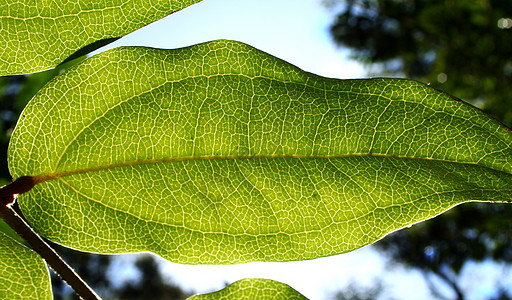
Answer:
[
  {"left": 0, "top": 0, "right": 202, "bottom": 75},
  {"left": 187, "top": 278, "right": 308, "bottom": 300},
  {"left": 0, "top": 233, "right": 52, "bottom": 299},
  {"left": 0, "top": 219, "right": 24, "bottom": 245},
  {"left": 8, "top": 40, "right": 512, "bottom": 264}
]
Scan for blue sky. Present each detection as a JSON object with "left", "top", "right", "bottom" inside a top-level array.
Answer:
[
  {"left": 98, "top": 0, "right": 365, "bottom": 79},
  {"left": 96, "top": 0, "right": 512, "bottom": 299}
]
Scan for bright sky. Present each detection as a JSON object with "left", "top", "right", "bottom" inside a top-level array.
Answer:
[
  {"left": 98, "top": 0, "right": 364, "bottom": 79},
  {"left": 97, "top": 0, "right": 512, "bottom": 299}
]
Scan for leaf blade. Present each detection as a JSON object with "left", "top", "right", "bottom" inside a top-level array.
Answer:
[
  {"left": 187, "top": 278, "right": 308, "bottom": 300},
  {"left": 8, "top": 40, "right": 512, "bottom": 263},
  {"left": 0, "top": 0, "right": 202, "bottom": 75},
  {"left": 0, "top": 233, "right": 52, "bottom": 299}
]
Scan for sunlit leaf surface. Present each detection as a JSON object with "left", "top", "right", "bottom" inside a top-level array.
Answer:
[
  {"left": 0, "top": 0, "right": 202, "bottom": 75},
  {"left": 9, "top": 40, "right": 512, "bottom": 264},
  {"left": 188, "top": 278, "right": 307, "bottom": 300},
  {"left": 0, "top": 233, "right": 51, "bottom": 299}
]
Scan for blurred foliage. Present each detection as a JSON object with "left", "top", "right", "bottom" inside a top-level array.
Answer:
[
  {"left": 328, "top": 1, "right": 512, "bottom": 299},
  {"left": 332, "top": 282, "right": 386, "bottom": 300},
  {"left": 378, "top": 203, "right": 512, "bottom": 273},
  {"left": 114, "top": 255, "right": 190, "bottom": 300},
  {"left": 376, "top": 203, "right": 512, "bottom": 300},
  {"left": 51, "top": 245, "right": 191, "bottom": 300},
  {"left": 329, "top": 0, "right": 512, "bottom": 126}
]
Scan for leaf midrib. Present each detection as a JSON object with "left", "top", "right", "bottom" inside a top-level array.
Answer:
[
  {"left": 32, "top": 153, "right": 512, "bottom": 185},
  {"left": 47, "top": 71, "right": 506, "bottom": 177}
]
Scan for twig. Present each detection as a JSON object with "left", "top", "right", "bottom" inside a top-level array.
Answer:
[{"left": 0, "top": 178, "right": 101, "bottom": 300}]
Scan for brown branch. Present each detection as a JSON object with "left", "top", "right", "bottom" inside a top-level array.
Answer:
[
  {"left": 0, "top": 176, "right": 36, "bottom": 206},
  {"left": 0, "top": 180, "right": 101, "bottom": 300}
]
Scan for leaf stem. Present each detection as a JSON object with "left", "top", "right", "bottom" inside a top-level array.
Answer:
[
  {"left": 0, "top": 176, "right": 36, "bottom": 206},
  {"left": 0, "top": 202, "right": 101, "bottom": 300}
]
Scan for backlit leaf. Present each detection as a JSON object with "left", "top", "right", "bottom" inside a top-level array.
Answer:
[
  {"left": 8, "top": 40, "right": 512, "bottom": 264},
  {"left": 188, "top": 278, "right": 307, "bottom": 300},
  {"left": 0, "top": 0, "right": 202, "bottom": 75},
  {"left": 0, "top": 233, "right": 52, "bottom": 299}
]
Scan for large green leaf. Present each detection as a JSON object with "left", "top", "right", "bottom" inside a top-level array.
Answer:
[
  {"left": 188, "top": 278, "right": 308, "bottom": 300},
  {"left": 0, "top": 0, "right": 202, "bottom": 75},
  {"left": 0, "top": 233, "right": 52, "bottom": 299},
  {"left": 8, "top": 40, "right": 512, "bottom": 264}
]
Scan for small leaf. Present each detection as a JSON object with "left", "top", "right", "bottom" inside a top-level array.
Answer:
[
  {"left": 187, "top": 278, "right": 308, "bottom": 300},
  {"left": 8, "top": 40, "right": 512, "bottom": 264},
  {"left": 0, "top": 233, "right": 52, "bottom": 299},
  {"left": 0, "top": 0, "right": 202, "bottom": 75}
]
